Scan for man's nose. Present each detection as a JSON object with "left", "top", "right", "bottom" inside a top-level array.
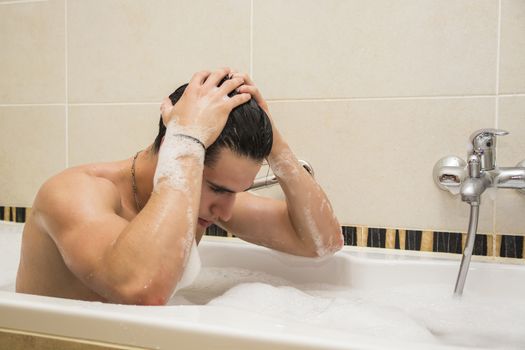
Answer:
[{"left": 212, "top": 194, "right": 236, "bottom": 222}]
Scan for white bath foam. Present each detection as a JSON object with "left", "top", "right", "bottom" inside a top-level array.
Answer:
[
  {"left": 208, "top": 282, "right": 437, "bottom": 345},
  {"left": 153, "top": 121, "right": 205, "bottom": 191},
  {"left": 299, "top": 283, "right": 525, "bottom": 349},
  {"left": 169, "top": 267, "right": 291, "bottom": 305},
  {"left": 170, "top": 266, "right": 525, "bottom": 349},
  {"left": 379, "top": 284, "right": 525, "bottom": 349},
  {"left": 170, "top": 240, "right": 201, "bottom": 299}
]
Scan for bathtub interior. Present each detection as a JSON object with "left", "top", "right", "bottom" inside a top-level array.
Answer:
[
  {"left": 1, "top": 221, "right": 525, "bottom": 350},
  {"left": 0, "top": 221, "right": 22, "bottom": 292}
]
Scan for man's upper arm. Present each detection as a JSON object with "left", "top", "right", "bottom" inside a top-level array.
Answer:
[{"left": 36, "top": 173, "right": 129, "bottom": 285}]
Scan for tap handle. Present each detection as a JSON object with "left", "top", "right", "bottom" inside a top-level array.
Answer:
[
  {"left": 469, "top": 128, "right": 509, "bottom": 151},
  {"left": 468, "top": 128, "right": 508, "bottom": 171},
  {"left": 467, "top": 155, "right": 481, "bottom": 178}
]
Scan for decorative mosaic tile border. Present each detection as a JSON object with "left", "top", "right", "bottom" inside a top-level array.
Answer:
[{"left": 2, "top": 207, "right": 523, "bottom": 260}]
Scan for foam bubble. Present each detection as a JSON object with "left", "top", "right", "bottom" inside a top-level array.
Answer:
[
  {"left": 170, "top": 267, "right": 525, "bottom": 349},
  {"left": 171, "top": 240, "right": 201, "bottom": 298},
  {"left": 268, "top": 148, "right": 300, "bottom": 180},
  {"left": 153, "top": 120, "right": 205, "bottom": 191}
]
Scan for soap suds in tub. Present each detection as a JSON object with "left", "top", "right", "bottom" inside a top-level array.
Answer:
[{"left": 171, "top": 267, "right": 525, "bottom": 348}]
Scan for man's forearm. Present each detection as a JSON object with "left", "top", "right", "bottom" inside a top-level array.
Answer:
[
  {"left": 268, "top": 140, "right": 343, "bottom": 257},
  {"left": 98, "top": 127, "right": 205, "bottom": 304}
]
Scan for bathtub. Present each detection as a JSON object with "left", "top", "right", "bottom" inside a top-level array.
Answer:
[{"left": 0, "top": 221, "right": 524, "bottom": 350}]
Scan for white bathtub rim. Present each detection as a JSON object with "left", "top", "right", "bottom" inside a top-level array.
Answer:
[{"left": 0, "top": 290, "right": 473, "bottom": 350}]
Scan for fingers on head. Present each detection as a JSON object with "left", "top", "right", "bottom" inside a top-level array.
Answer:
[
  {"left": 237, "top": 84, "right": 258, "bottom": 96},
  {"left": 232, "top": 72, "right": 254, "bottom": 85},
  {"left": 219, "top": 77, "right": 245, "bottom": 96},
  {"left": 227, "top": 93, "right": 251, "bottom": 109},
  {"left": 190, "top": 70, "right": 211, "bottom": 86},
  {"left": 203, "top": 67, "right": 231, "bottom": 88}
]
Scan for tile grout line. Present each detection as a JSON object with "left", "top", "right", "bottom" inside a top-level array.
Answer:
[
  {"left": 0, "top": 102, "right": 161, "bottom": 107},
  {"left": 493, "top": 0, "right": 502, "bottom": 258},
  {"left": 249, "top": 0, "right": 254, "bottom": 78},
  {"left": 0, "top": 103, "right": 66, "bottom": 107},
  {"left": 67, "top": 102, "right": 160, "bottom": 106},
  {"left": 495, "top": 0, "right": 502, "bottom": 129},
  {"left": 3, "top": 95, "right": 525, "bottom": 108},
  {"left": 0, "top": 0, "right": 47, "bottom": 5},
  {"left": 268, "top": 94, "right": 498, "bottom": 103},
  {"left": 64, "top": 0, "right": 69, "bottom": 168}
]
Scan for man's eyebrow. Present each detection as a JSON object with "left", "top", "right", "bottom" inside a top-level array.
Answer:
[{"left": 207, "top": 181, "right": 236, "bottom": 194}]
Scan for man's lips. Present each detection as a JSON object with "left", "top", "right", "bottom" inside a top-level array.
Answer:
[{"left": 198, "top": 218, "right": 213, "bottom": 228}]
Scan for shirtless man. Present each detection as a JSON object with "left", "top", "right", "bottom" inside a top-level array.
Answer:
[{"left": 16, "top": 68, "right": 343, "bottom": 305}]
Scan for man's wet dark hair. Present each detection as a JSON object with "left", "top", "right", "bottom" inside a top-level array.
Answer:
[{"left": 153, "top": 78, "right": 273, "bottom": 167}]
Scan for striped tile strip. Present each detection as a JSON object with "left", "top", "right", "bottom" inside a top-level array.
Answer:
[{"left": 1, "top": 206, "right": 524, "bottom": 260}]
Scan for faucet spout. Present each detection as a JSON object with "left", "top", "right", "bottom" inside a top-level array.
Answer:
[
  {"left": 460, "top": 175, "right": 491, "bottom": 204},
  {"left": 459, "top": 155, "right": 491, "bottom": 205},
  {"left": 493, "top": 167, "right": 525, "bottom": 189}
]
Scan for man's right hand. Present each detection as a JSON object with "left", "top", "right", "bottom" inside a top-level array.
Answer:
[{"left": 160, "top": 68, "right": 251, "bottom": 148}]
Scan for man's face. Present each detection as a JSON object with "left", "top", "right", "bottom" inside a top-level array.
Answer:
[{"left": 197, "top": 147, "right": 261, "bottom": 233}]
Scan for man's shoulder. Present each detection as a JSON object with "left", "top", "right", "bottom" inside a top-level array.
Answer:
[{"left": 34, "top": 166, "right": 122, "bottom": 220}]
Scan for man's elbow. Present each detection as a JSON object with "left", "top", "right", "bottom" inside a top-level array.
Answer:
[
  {"left": 109, "top": 279, "right": 176, "bottom": 306},
  {"left": 314, "top": 229, "right": 344, "bottom": 258}
]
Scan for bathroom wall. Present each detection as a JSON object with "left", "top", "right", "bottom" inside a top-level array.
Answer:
[{"left": 1, "top": 0, "right": 524, "bottom": 238}]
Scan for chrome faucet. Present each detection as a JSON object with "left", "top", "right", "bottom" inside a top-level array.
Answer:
[
  {"left": 433, "top": 128, "right": 525, "bottom": 296},
  {"left": 461, "top": 129, "right": 507, "bottom": 204}
]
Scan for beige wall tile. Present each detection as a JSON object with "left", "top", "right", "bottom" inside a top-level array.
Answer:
[
  {"left": 0, "top": 0, "right": 65, "bottom": 104},
  {"left": 68, "top": 105, "right": 160, "bottom": 166},
  {"left": 68, "top": 0, "right": 250, "bottom": 103},
  {"left": 268, "top": 97, "right": 495, "bottom": 233},
  {"left": 0, "top": 106, "right": 66, "bottom": 207},
  {"left": 499, "top": 0, "right": 525, "bottom": 94},
  {"left": 253, "top": 0, "right": 498, "bottom": 99},
  {"left": 495, "top": 96, "right": 525, "bottom": 235}
]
